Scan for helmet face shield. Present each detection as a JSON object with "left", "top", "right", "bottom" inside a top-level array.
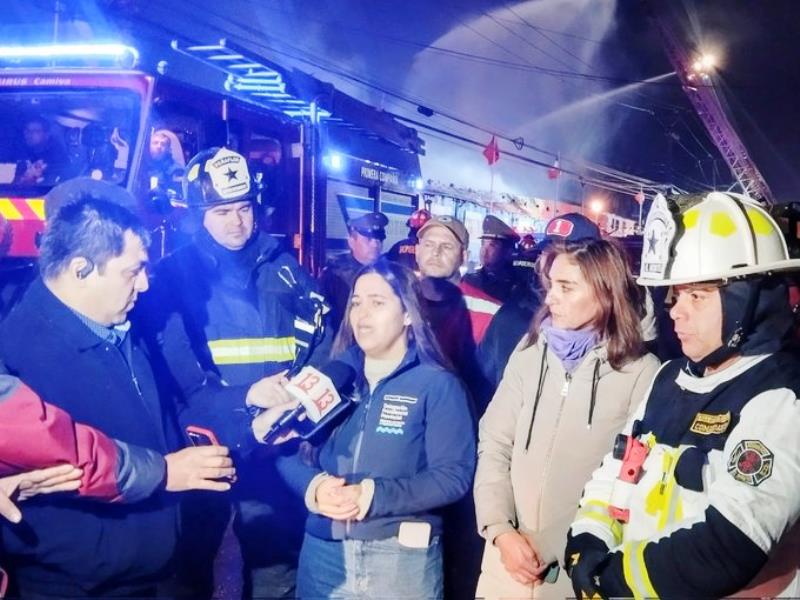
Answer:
[
  {"left": 638, "top": 192, "right": 800, "bottom": 287},
  {"left": 182, "top": 147, "right": 257, "bottom": 210}
]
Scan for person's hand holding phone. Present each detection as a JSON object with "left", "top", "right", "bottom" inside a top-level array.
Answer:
[{"left": 164, "top": 445, "right": 235, "bottom": 492}]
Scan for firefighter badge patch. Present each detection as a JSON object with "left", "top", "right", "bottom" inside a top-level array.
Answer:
[
  {"left": 727, "top": 439, "right": 774, "bottom": 486},
  {"left": 204, "top": 147, "right": 251, "bottom": 200},
  {"left": 690, "top": 411, "right": 731, "bottom": 435}
]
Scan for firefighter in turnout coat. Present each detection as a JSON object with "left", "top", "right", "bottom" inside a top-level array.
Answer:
[{"left": 566, "top": 192, "right": 800, "bottom": 599}]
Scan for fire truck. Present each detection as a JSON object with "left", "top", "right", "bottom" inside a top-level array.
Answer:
[{"left": 0, "top": 40, "right": 424, "bottom": 312}]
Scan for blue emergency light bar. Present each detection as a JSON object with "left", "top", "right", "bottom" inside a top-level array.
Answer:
[{"left": 0, "top": 43, "right": 139, "bottom": 68}]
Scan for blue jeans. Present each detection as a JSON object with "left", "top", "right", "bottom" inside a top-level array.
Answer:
[{"left": 297, "top": 533, "right": 443, "bottom": 599}]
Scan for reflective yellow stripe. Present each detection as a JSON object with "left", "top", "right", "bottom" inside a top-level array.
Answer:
[
  {"left": 644, "top": 448, "right": 685, "bottom": 531},
  {"left": 207, "top": 337, "right": 295, "bottom": 365},
  {"left": 622, "top": 540, "right": 658, "bottom": 600},
  {"left": 0, "top": 199, "right": 23, "bottom": 220},
  {"left": 0, "top": 198, "right": 46, "bottom": 220},
  {"left": 661, "top": 458, "right": 683, "bottom": 530},
  {"left": 577, "top": 500, "right": 623, "bottom": 545},
  {"left": 27, "top": 198, "right": 46, "bottom": 219}
]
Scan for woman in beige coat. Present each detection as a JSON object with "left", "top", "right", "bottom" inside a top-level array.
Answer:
[{"left": 474, "top": 239, "right": 660, "bottom": 599}]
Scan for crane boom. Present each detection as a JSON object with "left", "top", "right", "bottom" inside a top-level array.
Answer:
[{"left": 649, "top": 4, "right": 774, "bottom": 204}]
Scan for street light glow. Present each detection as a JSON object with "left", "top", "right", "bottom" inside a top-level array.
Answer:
[
  {"left": 700, "top": 53, "right": 717, "bottom": 70},
  {"left": 589, "top": 198, "right": 605, "bottom": 214},
  {"left": 689, "top": 50, "right": 719, "bottom": 82}
]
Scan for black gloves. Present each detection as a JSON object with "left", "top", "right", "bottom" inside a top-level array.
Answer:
[{"left": 566, "top": 532, "right": 609, "bottom": 599}]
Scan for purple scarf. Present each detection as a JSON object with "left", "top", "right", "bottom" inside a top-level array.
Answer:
[{"left": 541, "top": 317, "right": 600, "bottom": 374}]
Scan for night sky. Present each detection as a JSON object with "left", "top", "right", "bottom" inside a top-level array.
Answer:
[{"left": 4, "top": 0, "right": 799, "bottom": 205}]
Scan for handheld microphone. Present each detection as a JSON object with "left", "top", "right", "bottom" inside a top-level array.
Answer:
[{"left": 261, "top": 360, "right": 356, "bottom": 444}]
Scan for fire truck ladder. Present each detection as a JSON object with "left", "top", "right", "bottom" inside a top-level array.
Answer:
[
  {"left": 170, "top": 38, "right": 331, "bottom": 120},
  {"left": 650, "top": 6, "right": 773, "bottom": 205}
]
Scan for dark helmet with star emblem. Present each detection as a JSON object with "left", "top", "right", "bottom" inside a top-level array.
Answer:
[{"left": 182, "top": 147, "right": 259, "bottom": 210}]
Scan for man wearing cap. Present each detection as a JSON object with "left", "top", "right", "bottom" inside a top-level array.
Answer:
[
  {"left": 139, "top": 147, "right": 331, "bottom": 599},
  {"left": 415, "top": 214, "right": 487, "bottom": 600},
  {"left": 567, "top": 192, "right": 800, "bottom": 599},
  {"left": 460, "top": 215, "right": 520, "bottom": 344},
  {"left": 415, "top": 214, "right": 474, "bottom": 375},
  {"left": 319, "top": 211, "right": 388, "bottom": 334},
  {"left": 542, "top": 211, "right": 600, "bottom": 243}
]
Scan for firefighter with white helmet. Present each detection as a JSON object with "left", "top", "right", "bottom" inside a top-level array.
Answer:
[{"left": 566, "top": 191, "right": 800, "bottom": 599}]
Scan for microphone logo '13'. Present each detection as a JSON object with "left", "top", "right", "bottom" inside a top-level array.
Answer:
[
  {"left": 294, "top": 372, "right": 320, "bottom": 393},
  {"left": 287, "top": 367, "right": 341, "bottom": 423},
  {"left": 293, "top": 372, "right": 336, "bottom": 411}
]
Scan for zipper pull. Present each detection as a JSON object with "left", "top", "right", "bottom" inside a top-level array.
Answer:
[{"left": 561, "top": 374, "right": 571, "bottom": 397}]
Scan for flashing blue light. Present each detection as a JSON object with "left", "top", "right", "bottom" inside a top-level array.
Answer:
[
  {"left": 326, "top": 153, "right": 344, "bottom": 171},
  {"left": 0, "top": 43, "right": 139, "bottom": 67},
  {"left": 414, "top": 177, "right": 425, "bottom": 191}
]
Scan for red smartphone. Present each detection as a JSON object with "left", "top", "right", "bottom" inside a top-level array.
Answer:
[
  {"left": 186, "top": 425, "right": 220, "bottom": 446},
  {"left": 185, "top": 426, "right": 235, "bottom": 483}
]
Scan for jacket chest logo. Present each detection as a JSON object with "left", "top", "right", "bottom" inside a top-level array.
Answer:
[
  {"left": 689, "top": 411, "right": 731, "bottom": 435},
  {"left": 375, "top": 394, "right": 417, "bottom": 436}
]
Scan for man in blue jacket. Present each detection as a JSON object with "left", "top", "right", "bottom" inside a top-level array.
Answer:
[
  {"left": 0, "top": 196, "right": 240, "bottom": 598},
  {"left": 140, "top": 147, "right": 331, "bottom": 599}
]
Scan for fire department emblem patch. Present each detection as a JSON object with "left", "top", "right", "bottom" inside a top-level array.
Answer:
[{"left": 727, "top": 439, "right": 774, "bottom": 486}]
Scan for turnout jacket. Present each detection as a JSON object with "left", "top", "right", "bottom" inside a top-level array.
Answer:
[
  {"left": 0, "top": 279, "right": 180, "bottom": 596},
  {"left": 568, "top": 353, "right": 800, "bottom": 599},
  {"left": 474, "top": 336, "right": 658, "bottom": 599},
  {"left": 140, "top": 230, "right": 330, "bottom": 453},
  {"left": 283, "top": 345, "right": 476, "bottom": 541}
]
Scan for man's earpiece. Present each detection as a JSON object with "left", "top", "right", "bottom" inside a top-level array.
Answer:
[{"left": 77, "top": 260, "right": 95, "bottom": 280}]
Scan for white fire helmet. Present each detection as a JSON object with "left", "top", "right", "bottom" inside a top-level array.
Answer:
[{"left": 638, "top": 191, "right": 800, "bottom": 286}]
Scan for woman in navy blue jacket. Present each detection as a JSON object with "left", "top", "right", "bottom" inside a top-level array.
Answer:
[{"left": 292, "top": 259, "right": 475, "bottom": 599}]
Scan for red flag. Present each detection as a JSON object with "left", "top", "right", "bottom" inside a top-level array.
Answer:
[
  {"left": 483, "top": 136, "right": 500, "bottom": 166},
  {"left": 547, "top": 159, "right": 561, "bottom": 180}
]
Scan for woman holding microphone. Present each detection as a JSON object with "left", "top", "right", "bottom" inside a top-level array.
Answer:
[{"left": 289, "top": 259, "right": 475, "bottom": 599}]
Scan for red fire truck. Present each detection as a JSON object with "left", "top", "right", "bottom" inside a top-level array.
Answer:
[{"left": 0, "top": 41, "right": 424, "bottom": 303}]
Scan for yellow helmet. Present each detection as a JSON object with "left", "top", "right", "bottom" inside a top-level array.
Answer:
[{"left": 638, "top": 191, "right": 800, "bottom": 286}]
